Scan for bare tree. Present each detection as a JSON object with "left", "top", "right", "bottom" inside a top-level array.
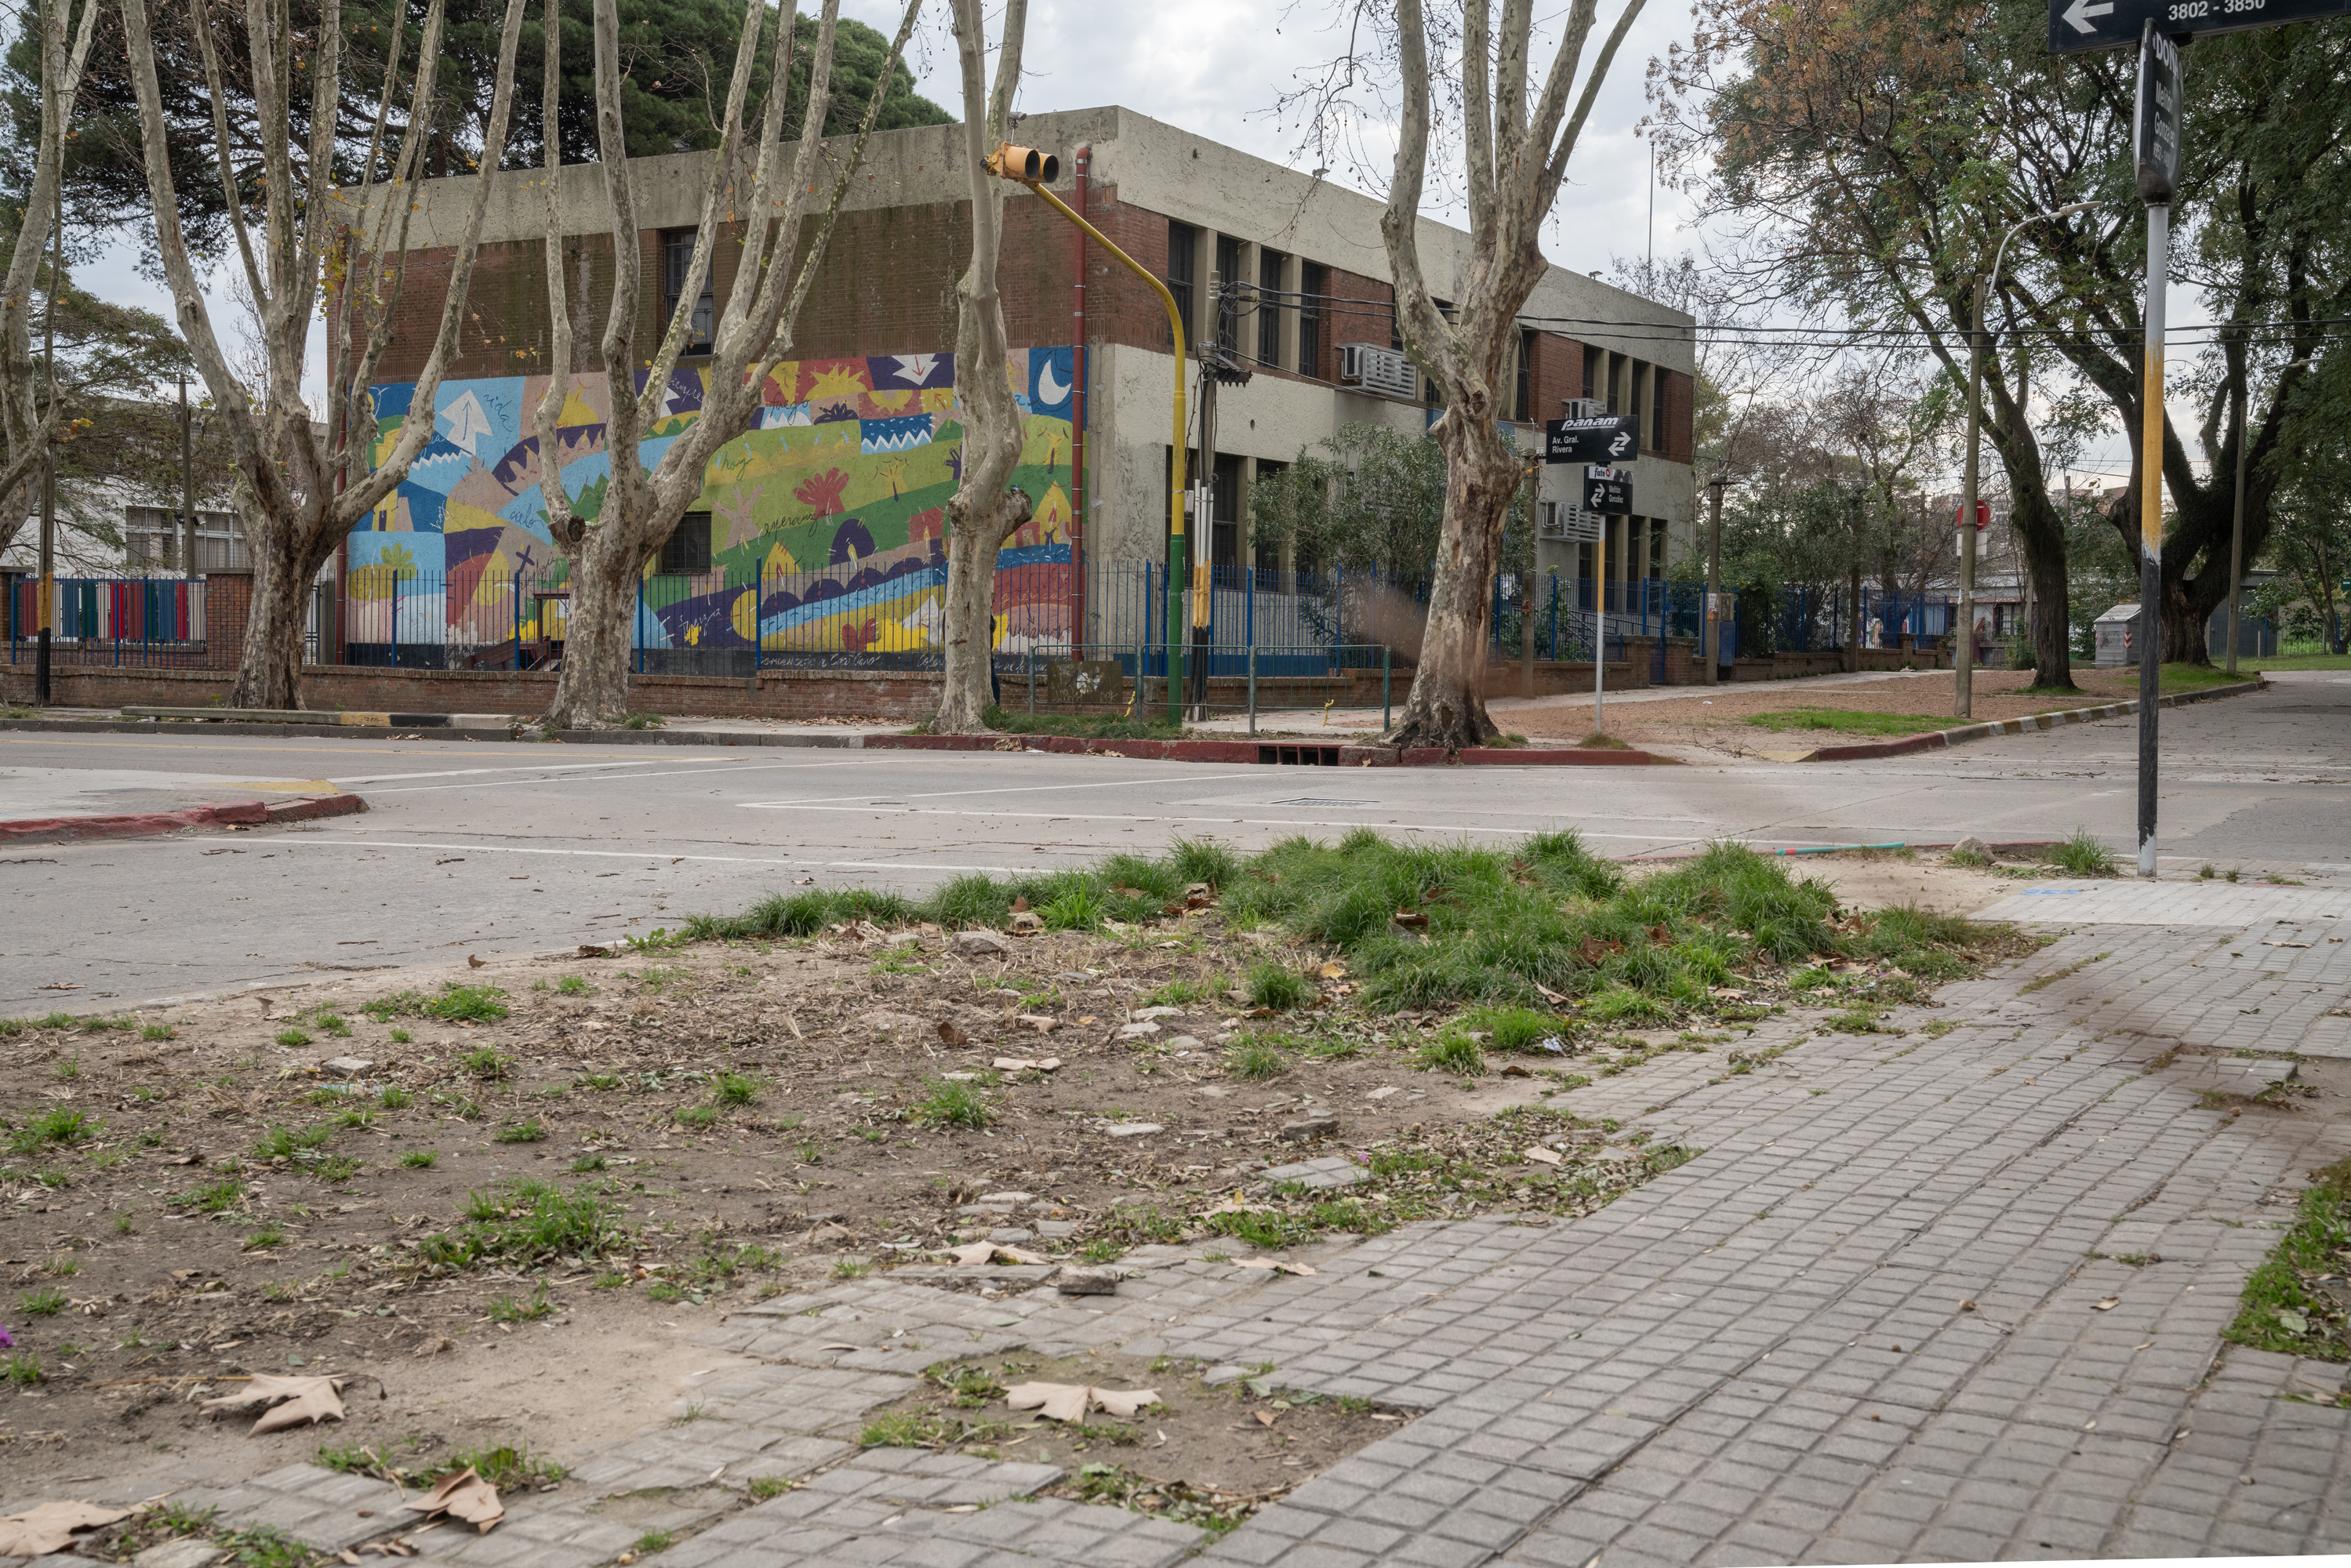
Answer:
[
  {"left": 117, "top": 0, "right": 528, "bottom": 708},
  {"left": 929, "top": 0, "right": 1030, "bottom": 733},
  {"left": 532, "top": 0, "right": 920, "bottom": 728},
  {"left": 0, "top": 0, "right": 103, "bottom": 553},
  {"left": 1330, "top": 0, "right": 1648, "bottom": 747}
]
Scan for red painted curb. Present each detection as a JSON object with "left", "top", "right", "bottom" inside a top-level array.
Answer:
[
  {"left": 0, "top": 792, "right": 366, "bottom": 844},
  {"left": 1806, "top": 732, "right": 1951, "bottom": 762}
]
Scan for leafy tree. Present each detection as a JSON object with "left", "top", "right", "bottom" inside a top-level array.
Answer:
[{"left": 1249, "top": 423, "right": 1534, "bottom": 589}]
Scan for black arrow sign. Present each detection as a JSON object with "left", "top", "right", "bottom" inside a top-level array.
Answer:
[
  {"left": 1545, "top": 416, "right": 1638, "bottom": 466},
  {"left": 2051, "top": 0, "right": 2351, "bottom": 53}
]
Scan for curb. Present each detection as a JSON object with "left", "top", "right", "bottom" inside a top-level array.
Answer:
[
  {"left": 0, "top": 791, "right": 366, "bottom": 844},
  {"left": 122, "top": 706, "right": 513, "bottom": 729},
  {"left": 0, "top": 716, "right": 871, "bottom": 747},
  {"left": 860, "top": 733, "right": 1664, "bottom": 766},
  {"left": 1797, "top": 679, "right": 2266, "bottom": 761}
]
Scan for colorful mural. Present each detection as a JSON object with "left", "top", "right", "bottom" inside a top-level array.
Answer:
[{"left": 351, "top": 347, "right": 1080, "bottom": 655}]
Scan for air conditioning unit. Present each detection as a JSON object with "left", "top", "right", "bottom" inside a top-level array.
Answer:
[
  {"left": 1538, "top": 500, "right": 1604, "bottom": 543},
  {"left": 1339, "top": 343, "right": 1419, "bottom": 401}
]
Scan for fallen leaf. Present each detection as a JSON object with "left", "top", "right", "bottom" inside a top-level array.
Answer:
[
  {"left": 945, "top": 1240, "right": 1050, "bottom": 1266},
  {"left": 1647, "top": 924, "right": 1671, "bottom": 944},
  {"left": 1254, "top": 1410, "right": 1278, "bottom": 1428},
  {"left": 818, "top": 1341, "right": 863, "bottom": 1352},
  {"left": 1524, "top": 1146, "right": 1564, "bottom": 1166},
  {"left": 1959, "top": 1299, "right": 1977, "bottom": 1312},
  {"left": 993, "top": 1056, "right": 1063, "bottom": 1072},
  {"left": 1532, "top": 981, "right": 1569, "bottom": 1004},
  {"left": 576, "top": 945, "right": 611, "bottom": 959},
  {"left": 0, "top": 1501, "right": 133, "bottom": 1556},
  {"left": 937, "top": 1022, "right": 970, "bottom": 1047},
  {"left": 1233, "top": 1258, "right": 1318, "bottom": 1276},
  {"left": 1014, "top": 1014, "right": 1059, "bottom": 1033},
  {"left": 1393, "top": 909, "right": 1430, "bottom": 929},
  {"left": 2092, "top": 1296, "right": 2120, "bottom": 1312},
  {"left": 467, "top": 955, "right": 485, "bottom": 969},
  {"left": 201, "top": 1374, "right": 347, "bottom": 1434},
  {"left": 1011, "top": 895, "right": 1031, "bottom": 913},
  {"left": 1317, "top": 961, "right": 1347, "bottom": 978},
  {"left": 35, "top": 982, "right": 84, "bottom": 991},
  {"left": 1500, "top": 1064, "right": 1532, "bottom": 1078},
  {"left": 1006, "top": 1381, "right": 1161, "bottom": 1421},
  {"left": 405, "top": 1467, "right": 503, "bottom": 1533}
]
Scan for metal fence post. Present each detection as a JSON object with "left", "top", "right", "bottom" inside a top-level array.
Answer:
[
  {"left": 1027, "top": 642, "right": 1036, "bottom": 716},
  {"left": 391, "top": 575, "right": 400, "bottom": 668},
  {"left": 634, "top": 577, "right": 645, "bottom": 676},
  {"left": 1381, "top": 643, "right": 1391, "bottom": 731},
  {"left": 1248, "top": 644, "right": 1257, "bottom": 735}
]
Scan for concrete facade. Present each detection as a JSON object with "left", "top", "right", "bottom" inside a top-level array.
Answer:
[{"left": 362, "top": 106, "right": 1697, "bottom": 610}]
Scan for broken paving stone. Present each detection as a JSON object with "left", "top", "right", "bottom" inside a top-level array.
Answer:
[
  {"left": 1168, "top": 1035, "right": 1204, "bottom": 1051},
  {"left": 994, "top": 1055, "right": 1062, "bottom": 1072},
  {"left": 1524, "top": 1146, "right": 1565, "bottom": 1166},
  {"left": 133, "top": 1541, "right": 226, "bottom": 1568},
  {"left": 1013, "top": 1014, "right": 1060, "bottom": 1033},
  {"left": 952, "top": 931, "right": 1012, "bottom": 959},
  {"left": 1103, "top": 1122, "right": 1165, "bottom": 1138},
  {"left": 1117, "top": 1021, "right": 1162, "bottom": 1039},
  {"left": 1006, "top": 1381, "right": 1160, "bottom": 1421},
  {"left": 944, "top": 1240, "right": 1049, "bottom": 1265},
  {"left": 1277, "top": 1114, "right": 1339, "bottom": 1142},
  {"left": 1365, "top": 1086, "right": 1401, "bottom": 1101},
  {"left": 987, "top": 1228, "right": 1036, "bottom": 1243},
  {"left": 1051, "top": 1265, "right": 1122, "bottom": 1295},
  {"left": 1034, "top": 1220, "right": 1077, "bottom": 1238},
  {"left": 319, "top": 1056, "right": 374, "bottom": 1078},
  {"left": 977, "top": 1191, "right": 1035, "bottom": 1203},
  {"left": 1262, "top": 1155, "right": 1366, "bottom": 1190},
  {"left": 1009, "top": 912, "right": 1044, "bottom": 933},
  {"left": 1132, "top": 1005, "right": 1184, "bottom": 1020}
]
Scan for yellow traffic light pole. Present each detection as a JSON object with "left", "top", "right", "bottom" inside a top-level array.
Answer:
[{"left": 989, "top": 144, "right": 1188, "bottom": 726}]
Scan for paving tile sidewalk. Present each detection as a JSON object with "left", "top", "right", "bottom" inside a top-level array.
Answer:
[{"left": 49, "top": 882, "right": 2351, "bottom": 1567}]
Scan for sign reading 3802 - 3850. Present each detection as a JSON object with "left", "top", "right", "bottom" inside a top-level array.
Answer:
[{"left": 2051, "top": 0, "right": 2351, "bottom": 52}]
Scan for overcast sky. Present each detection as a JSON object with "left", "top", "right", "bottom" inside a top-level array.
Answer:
[{"left": 73, "top": 0, "right": 2163, "bottom": 490}]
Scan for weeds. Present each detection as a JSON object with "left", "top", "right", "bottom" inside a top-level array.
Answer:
[
  {"left": 1244, "top": 959, "right": 1314, "bottom": 1011},
  {"left": 2044, "top": 828, "right": 2120, "bottom": 878},
  {"left": 416, "top": 1181, "right": 627, "bottom": 1271},
  {"left": 1223, "top": 1040, "right": 1289, "bottom": 1081},
  {"left": 916, "top": 1077, "right": 994, "bottom": 1130}
]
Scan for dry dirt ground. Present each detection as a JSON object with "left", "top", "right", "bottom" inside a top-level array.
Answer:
[
  {"left": 1498, "top": 666, "right": 2162, "bottom": 757},
  {"left": 0, "top": 852, "right": 2069, "bottom": 1535}
]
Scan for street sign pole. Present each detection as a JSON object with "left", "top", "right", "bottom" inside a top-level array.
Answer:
[
  {"left": 2134, "top": 20, "right": 2179, "bottom": 879},
  {"left": 1960, "top": 302, "right": 1983, "bottom": 721}
]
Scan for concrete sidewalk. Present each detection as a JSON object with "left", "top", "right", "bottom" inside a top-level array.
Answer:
[{"left": 49, "top": 876, "right": 2351, "bottom": 1565}]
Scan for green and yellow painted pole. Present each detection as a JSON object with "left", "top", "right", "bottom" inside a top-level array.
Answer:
[{"left": 992, "top": 145, "right": 1187, "bottom": 726}]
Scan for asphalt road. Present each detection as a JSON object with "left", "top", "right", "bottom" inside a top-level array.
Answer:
[{"left": 2, "top": 670, "right": 2344, "bottom": 1010}]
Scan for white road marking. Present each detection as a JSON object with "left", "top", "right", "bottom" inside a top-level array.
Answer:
[{"left": 351, "top": 757, "right": 897, "bottom": 794}]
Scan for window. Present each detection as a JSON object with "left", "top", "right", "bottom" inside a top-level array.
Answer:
[
  {"left": 1211, "top": 452, "right": 1242, "bottom": 567},
  {"left": 1581, "top": 345, "right": 1597, "bottom": 403},
  {"left": 1299, "top": 263, "right": 1326, "bottom": 378},
  {"left": 1252, "top": 459, "right": 1287, "bottom": 569},
  {"left": 661, "top": 231, "right": 714, "bottom": 351},
  {"left": 1648, "top": 517, "right": 1666, "bottom": 579},
  {"left": 1215, "top": 234, "right": 1245, "bottom": 351},
  {"left": 1167, "top": 221, "right": 1197, "bottom": 349},
  {"left": 1652, "top": 368, "right": 1668, "bottom": 454},
  {"left": 659, "top": 512, "right": 713, "bottom": 575},
  {"left": 1258, "top": 248, "right": 1286, "bottom": 368},
  {"left": 1515, "top": 328, "right": 1536, "bottom": 422}
]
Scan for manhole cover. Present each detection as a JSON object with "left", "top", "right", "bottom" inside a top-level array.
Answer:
[{"left": 1270, "top": 797, "right": 1378, "bottom": 807}]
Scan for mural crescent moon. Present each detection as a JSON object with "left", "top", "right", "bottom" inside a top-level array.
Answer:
[{"left": 1036, "top": 362, "right": 1070, "bottom": 406}]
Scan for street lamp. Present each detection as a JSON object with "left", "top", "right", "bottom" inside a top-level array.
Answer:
[
  {"left": 1958, "top": 200, "right": 2100, "bottom": 719},
  {"left": 987, "top": 143, "right": 1191, "bottom": 726}
]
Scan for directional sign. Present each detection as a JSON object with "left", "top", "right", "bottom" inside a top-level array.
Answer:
[
  {"left": 2135, "top": 24, "right": 2182, "bottom": 203},
  {"left": 1545, "top": 415, "right": 1637, "bottom": 466},
  {"left": 1584, "top": 467, "right": 1633, "bottom": 514},
  {"left": 2051, "top": 0, "right": 2351, "bottom": 52}
]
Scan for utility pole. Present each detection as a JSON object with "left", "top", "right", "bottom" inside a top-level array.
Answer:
[
  {"left": 1705, "top": 473, "right": 1724, "bottom": 684},
  {"left": 2133, "top": 21, "right": 2180, "bottom": 879},
  {"left": 1521, "top": 459, "right": 1539, "bottom": 697},
  {"left": 2226, "top": 365, "right": 2245, "bottom": 677},
  {"left": 1959, "top": 289, "right": 1982, "bottom": 718},
  {"left": 1193, "top": 296, "right": 1219, "bottom": 721}
]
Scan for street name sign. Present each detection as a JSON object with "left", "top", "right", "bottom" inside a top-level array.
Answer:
[
  {"left": 2051, "top": 0, "right": 2351, "bottom": 52},
  {"left": 2135, "top": 25, "right": 2183, "bottom": 202},
  {"left": 1545, "top": 415, "right": 1637, "bottom": 465},
  {"left": 1584, "top": 467, "right": 1633, "bottom": 513}
]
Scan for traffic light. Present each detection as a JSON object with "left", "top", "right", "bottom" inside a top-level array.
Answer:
[{"left": 985, "top": 144, "right": 1060, "bottom": 183}]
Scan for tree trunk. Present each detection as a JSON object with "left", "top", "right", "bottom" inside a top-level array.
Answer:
[
  {"left": 1843, "top": 562, "right": 1861, "bottom": 671},
  {"left": 1382, "top": 416, "right": 1513, "bottom": 750},
  {"left": 545, "top": 529, "right": 638, "bottom": 727},
  {"left": 226, "top": 557, "right": 312, "bottom": 710},
  {"left": 2016, "top": 496, "right": 2074, "bottom": 690}
]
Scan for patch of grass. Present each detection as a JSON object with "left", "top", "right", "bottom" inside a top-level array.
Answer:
[
  {"left": 175, "top": 1176, "right": 248, "bottom": 1214},
  {"left": 2042, "top": 828, "right": 2119, "bottom": 878},
  {"left": 273, "top": 1027, "right": 313, "bottom": 1047},
  {"left": 244, "top": 1224, "right": 285, "bottom": 1250},
  {"left": 713, "top": 1070, "right": 761, "bottom": 1107},
  {"left": 1745, "top": 706, "right": 1951, "bottom": 737},
  {"left": 1223, "top": 1039, "right": 1289, "bottom": 1080},
  {"left": 18, "top": 1286, "right": 66, "bottom": 1316},
  {"left": 1416, "top": 1033, "right": 1486, "bottom": 1077},
  {"left": 445, "top": 1443, "right": 565, "bottom": 1489},
  {"left": 2158, "top": 661, "right": 2251, "bottom": 691},
  {"left": 488, "top": 1281, "right": 554, "bottom": 1323},
  {"left": 673, "top": 1105, "right": 719, "bottom": 1131},
  {"left": 5, "top": 1351, "right": 43, "bottom": 1385},
  {"left": 1459, "top": 1005, "right": 1570, "bottom": 1053},
  {"left": 402, "top": 1149, "right": 439, "bottom": 1169},
  {"left": 980, "top": 704, "right": 1184, "bottom": 741},
  {"left": 16, "top": 1106, "right": 100, "bottom": 1147},
  {"left": 425, "top": 984, "right": 511, "bottom": 1022},
  {"left": 747, "top": 1475, "right": 794, "bottom": 1500},
  {"left": 1244, "top": 959, "right": 1314, "bottom": 1011},
  {"left": 416, "top": 1181, "right": 628, "bottom": 1271},
  {"left": 915, "top": 1077, "right": 994, "bottom": 1130},
  {"left": 558, "top": 975, "right": 590, "bottom": 996},
  {"left": 2226, "top": 1155, "right": 2351, "bottom": 1359},
  {"left": 495, "top": 1119, "right": 548, "bottom": 1144},
  {"left": 254, "top": 1123, "right": 332, "bottom": 1161},
  {"left": 141, "top": 1023, "right": 173, "bottom": 1041},
  {"left": 460, "top": 1047, "right": 514, "bottom": 1080}
]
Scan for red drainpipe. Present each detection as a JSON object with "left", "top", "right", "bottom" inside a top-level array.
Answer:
[{"left": 1070, "top": 145, "right": 1090, "bottom": 653}]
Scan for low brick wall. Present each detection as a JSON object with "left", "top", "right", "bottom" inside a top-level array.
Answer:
[{"left": 0, "top": 660, "right": 945, "bottom": 721}]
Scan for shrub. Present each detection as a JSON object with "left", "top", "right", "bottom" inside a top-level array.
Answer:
[
  {"left": 1245, "top": 960, "right": 1314, "bottom": 1011},
  {"left": 916, "top": 1077, "right": 994, "bottom": 1130}
]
